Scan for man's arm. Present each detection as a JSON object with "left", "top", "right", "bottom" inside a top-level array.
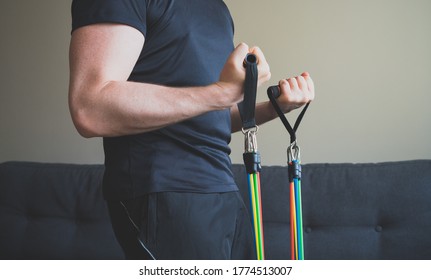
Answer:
[
  {"left": 231, "top": 72, "right": 315, "bottom": 133},
  {"left": 69, "top": 24, "right": 268, "bottom": 138}
]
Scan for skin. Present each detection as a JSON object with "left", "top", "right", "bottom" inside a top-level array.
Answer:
[{"left": 68, "top": 23, "right": 315, "bottom": 138}]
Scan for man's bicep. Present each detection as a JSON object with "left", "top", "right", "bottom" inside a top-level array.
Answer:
[{"left": 69, "top": 23, "right": 145, "bottom": 89}]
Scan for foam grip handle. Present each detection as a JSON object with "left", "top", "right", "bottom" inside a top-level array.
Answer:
[
  {"left": 267, "top": 85, "right": 281, "bottom": 99},
  {"left": 243, "top": 53, "right": 258, "bottom": 67}
]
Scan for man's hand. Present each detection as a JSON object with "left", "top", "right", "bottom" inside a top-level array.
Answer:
[
  {"left": 217, "top": 43, "right": 271, "bottom": 107},
  {"left": 277, "top": 72, "right": 315, "bottom": 113}
]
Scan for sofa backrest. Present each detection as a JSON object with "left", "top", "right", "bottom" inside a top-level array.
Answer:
[
  {"left": 233, "top": 160, "right": 431, "bottom": 260},
  {"left": 1, "top": 160, "right": 430, "bottom": 259},
  {"left": 0, "top": 162, "right": 124, "bottom": 260}
]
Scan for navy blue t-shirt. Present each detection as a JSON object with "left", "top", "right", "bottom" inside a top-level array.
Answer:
[{"left": 71, "top": 0, "right": 238, "bottom": 200}]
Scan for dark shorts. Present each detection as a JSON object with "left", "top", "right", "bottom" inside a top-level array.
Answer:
[{"left": 107, "top": 191, "right": 256, "bottom": 260}]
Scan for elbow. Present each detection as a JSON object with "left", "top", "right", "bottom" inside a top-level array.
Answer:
[
  {"left": 75, "top": 122, "right": 98, "bottom": 139},
  {"left": 69, "top": 96, "right": 101, "bottom": 138},
  {"left": 70, "top": 109, "right": 99, "bottom": 138}
]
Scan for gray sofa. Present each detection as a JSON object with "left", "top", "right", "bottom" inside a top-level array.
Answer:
[{"left": 1, "top": 160, "right": 430, "bottom": 259}]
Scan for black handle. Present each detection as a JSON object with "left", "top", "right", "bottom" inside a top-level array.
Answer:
[
  {"left": 267, "top": 85, "right": 281, "bottom": 99},
  {"left": 267, "top": 85, "right": 310, "bottom": 144},
  {"left": 238, "top": 53, "right": 258, "bottom": 130}
]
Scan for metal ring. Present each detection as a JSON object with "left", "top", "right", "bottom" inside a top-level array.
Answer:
[
  {"left": 287, "top": 141, "right": 300, "bottom": 162},
  {"left": 241, "top": 125, "right": 259, "bottom": 135}
]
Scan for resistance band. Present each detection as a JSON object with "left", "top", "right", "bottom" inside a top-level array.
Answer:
[
  {"left": 267, "top": 86, "right": 310, "bottom": 260},
  {"left": 240, "top": 53, "right": 265, "bottom": 260}
]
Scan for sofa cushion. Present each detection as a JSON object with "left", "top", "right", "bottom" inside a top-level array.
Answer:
[{"left": 0, "top": 162, "right": 124, "bottom": 260}]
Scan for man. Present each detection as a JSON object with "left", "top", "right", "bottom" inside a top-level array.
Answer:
[{"left": 69, "top": 0, "right": 314, "bottom": 260}]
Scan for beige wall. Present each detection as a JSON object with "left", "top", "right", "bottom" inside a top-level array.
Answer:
[{"left": 1, "top": 0, "right": 430, "bottom": 165}]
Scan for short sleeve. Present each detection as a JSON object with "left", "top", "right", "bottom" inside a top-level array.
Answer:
[{"left": 71, "top": 0, "right": 147, "bottom": 36}]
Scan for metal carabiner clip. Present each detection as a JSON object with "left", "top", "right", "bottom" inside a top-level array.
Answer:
[
  {"left": 287, "top": 140, "right": 301, "bottom": 163},
  {"left": 242, "top": 125, "right": 259, "bottom": 153}
]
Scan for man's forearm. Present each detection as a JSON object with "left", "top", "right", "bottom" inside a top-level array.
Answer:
[{"left": 70, "top": 80, "right": 232, "bottom": 138}]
